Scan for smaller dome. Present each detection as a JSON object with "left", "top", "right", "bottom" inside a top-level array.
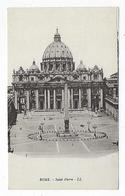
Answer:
[
  {"left": 77, "top": 60, "right": 86, "bottom": 70},
  {"left": 92, "top": 65, "right": 99, "bottom": 72},
  {"left": 29, "top": 60, "right": 39, "bottom": 71}
]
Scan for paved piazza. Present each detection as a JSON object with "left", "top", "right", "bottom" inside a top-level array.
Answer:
[{"left": 10, "top": 110, "right": 118, "bottom": 157}]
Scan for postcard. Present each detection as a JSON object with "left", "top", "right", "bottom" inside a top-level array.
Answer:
[{"left": 8, "top": 7, "right": 119, "bottom": 189}]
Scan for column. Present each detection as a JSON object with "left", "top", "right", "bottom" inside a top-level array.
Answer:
[
  {"left": 53, "top": 62, "right": 56, "bottom": 71},
  {"left": 99, "top": 74, "right": 102, "bottom": 81},
  {"left": 14, "top": 90, "right": 18, "bottom": 110},
  {"left": 35, "top": 89, "right": 39, "bottom": 110},
  {"left": 26, "top": 90, "right": 29, "bottom": 110},
  {"left": 44, "top": 89, "right": 47, "bottom": 110},
  {"left": 62, "top": 89, "right": 64, "bottom": 109},
  {"left": 113, "top": 88, "right": 116, "bottom": 99},
  {"left": 99, "top": 88, "right": 103, "bottom": 108},
  {"left": 71, "top": 88, "right": 73, "bottom": 109},
  {"left": 79, "top": 88, "right": 81, "bottom": 109},
  {"left": 48, "top": 89, "right": 50, "bottom": 109},
  {"left": 64, "top": 83, "right": 68, "bottom": 119},
  {"left": 87, "top": 88, "right": 91, "bottom": 110},
  {"left": 68, "top": 88, "right": 70, "bottom": 108},
  {"left": 54, "top": 89, "right": 56, "bottom": 110}
]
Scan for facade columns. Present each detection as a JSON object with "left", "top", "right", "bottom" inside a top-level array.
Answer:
[
  {"left": 64, "top": 83, "right": 69, "bottom": 121},
  {"left": 48, "top": 89, "right": 50, "bottom": 109},
  {"left": 14, "top": 90, "right": 18, "bottom": 110},
  {"left": 62, "top": 89, "right": 64, "bottom": 109},
  {"left": 79, "top": 88, "right": 81, "bottom": 109},
  {"left": 68, "top": 88, "right": 70, "bottom": 108},
  {"left": 44, "top": 89, "right": 47, "bottom": 110},
  {"left": 99, "top": 88, "right": 103, "bottom": 108},
  {"left": 99, "top": 74, "right": 102, "bottom": 81},
  {"left": 71, "top": 88, "right": 73, "bottom": 109},
  {"left": 26, "top": 90, "right": 30, "bottom": 110},
  {"left": 113, "top": 88, "right": 116, "bottom": 99},
  {"left": 54, "top": 89, "right": 56, "bottom": 110},
  {"left": 87, "top": 88, "right": 91, "bottom": 110},
  {"left": 35, "top": 89, "right": 39, "bottom": 110}
]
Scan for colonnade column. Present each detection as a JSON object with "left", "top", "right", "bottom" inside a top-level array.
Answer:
[
  {"left": 87, "top": 88, "right": 91, "bottom": 110},
  {"left": 26, "top": 90, "right": 29, "bottom": 110},
  {"left": 79, "top": 88, "right": 81, "bottom": 109},
  {"left": 71, "top": 88, "right": 73, "bottom": 109},
  {"left": 48, "top": 89, "right": 50, "bottom": 109},
  {"left": 62, "top": 89, "right": 64, "bottom": 109},
  {"left": 113, "top": 88, "right": 116, "bottom": 99},
  {"left": 99, "top": 88, "right": 103, "bottom": 109},
  {"left": 44, "top": 89, "right": 47, "bottom": 110},
  {"left": 68, "top": 88, "right": 70, "bottom": 109},
  {"left": 14, "top": 90, "right": 18, "bottom": 110},
  {"left": 54, "top": 89, "right": 56, "bottom": 110},
  {"left": 35, "top": 89, "right": 39, "bottom": 110}
]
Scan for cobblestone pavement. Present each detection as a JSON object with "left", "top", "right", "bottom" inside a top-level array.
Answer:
[{"left": 10, "top": 110, "right": 118, "bottom": 157}]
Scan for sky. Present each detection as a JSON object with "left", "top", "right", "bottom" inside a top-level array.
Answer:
[{"left": 8, "top": 7, "right": 118, "bottom": 85}]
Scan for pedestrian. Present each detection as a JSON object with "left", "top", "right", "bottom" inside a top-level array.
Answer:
[
  {"left": 23, "top": 106, "right": 27, "bottom": 119},
  {"left": 94, "top": 133, "right": 96, "bottom": 138},
  {"left": 28, "top": 109, "right": 32, "bottom": 119}
]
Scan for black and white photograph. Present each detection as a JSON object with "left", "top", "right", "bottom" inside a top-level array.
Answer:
[{"left": 7, "top": 7, "right": 119, "bottom": 189}]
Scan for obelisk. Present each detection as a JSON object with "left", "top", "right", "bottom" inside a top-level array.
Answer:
[{"left": 64, "top": 82, "right": 69, "bottom": 133}]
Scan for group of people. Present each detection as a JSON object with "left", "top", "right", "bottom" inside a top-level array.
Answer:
[
  {"left": 37, "top": 118, "right": 46, "bottom": 140},
  {"left": 23, "top": 108, "right": 32, "bottom": 119}
]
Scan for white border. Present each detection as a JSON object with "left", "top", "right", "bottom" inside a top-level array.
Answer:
[{"left": 0, "top": 0, "right": 125, "bottom": 196}]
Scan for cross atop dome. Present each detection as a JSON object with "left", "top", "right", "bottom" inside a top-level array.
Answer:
[
  {"left": 56, "top": 27, "right": 59, "bottom": 34},
  {"left": 33, "top": 58, "right": 36, "bottom": 65},
  {"left": 54, "top": 27, "right": 61, "bottom": 42}
]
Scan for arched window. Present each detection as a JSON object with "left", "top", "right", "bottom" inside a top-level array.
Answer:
[
  {"left": 19, "top": 75, "right": 23, "bottom": 81},
  {"left": 63, "top": 64, "right": 66, "bottom": 71},
  {"left": 49, "top": 64, "right": 53, "bottom": 71},
  {"left": 94, "top": 74, "right": 98, "bottom": 80}
]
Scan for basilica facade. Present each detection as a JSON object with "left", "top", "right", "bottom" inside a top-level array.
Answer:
[{"left": 12, "top": 29, "right": 104, "bottom": 112}]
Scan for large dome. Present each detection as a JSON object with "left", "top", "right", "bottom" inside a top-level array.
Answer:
[
  {"left": 42, "top": 29, "right": 73, "bottom": 60},
  {"left": 41, "top": 29, "right": 75, "bottom": 73}
]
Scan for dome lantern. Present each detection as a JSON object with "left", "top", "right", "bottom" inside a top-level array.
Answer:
[{"left": 54, "top": 28, "right": 61, "bottom": 42}]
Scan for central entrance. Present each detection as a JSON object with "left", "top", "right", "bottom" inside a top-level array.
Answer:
[
  {"left": 39, "top": 100, "right": 44, "bottom": 109},
  {"left": 57, "top": 100, "right": 61, "bottom": 109}
]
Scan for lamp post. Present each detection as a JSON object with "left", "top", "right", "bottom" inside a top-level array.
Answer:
[
  {"left": 40, "top": 122, "right": 44, "bottom": 133},
  {"left": 87, "top": 121, "right": 91, "bottom": 132},
  {"left": 93, "top": 125, "right": 97, "bottom": 138}
]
